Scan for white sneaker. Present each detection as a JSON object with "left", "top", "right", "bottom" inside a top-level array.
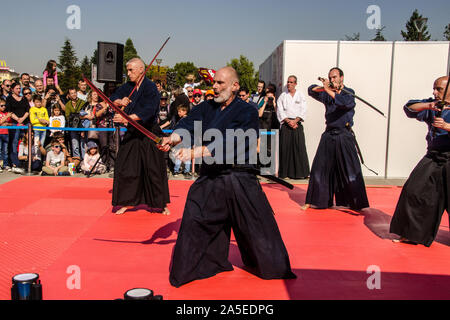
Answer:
[
  {"left": 12, "top": 167, "right": 24, "bottom": 174},
  {"left": 5, "top": 166, "right": 11, "bottom": 172},
  {"left": 0, "top": 167, "right": 3, "bottom": 173}
]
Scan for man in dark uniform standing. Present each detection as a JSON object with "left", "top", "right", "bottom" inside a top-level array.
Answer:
[
  {"left": 159, "top": 66, "right": 296, "bottom": 287},
  {"left": 111, "top": 58, "right": 170, "bottom": 215},
  {"left": 390, "top": 76, "right": 450, "bottom": 247},
  {"left": 302, "top": 67, "right": 369, "bottom": 211}
]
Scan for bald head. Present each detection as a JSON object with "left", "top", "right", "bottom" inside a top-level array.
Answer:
[
  {"left": 212, "top": 66, "right": 240, "bottom": 105},
  {"left": 433, "top": 76, "right": 450, "bottom": 102},
  {"left": 218, "top": 66, "right": 239, "bottom": 84}
]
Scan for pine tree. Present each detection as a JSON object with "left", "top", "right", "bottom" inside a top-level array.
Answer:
[
  {"left": 123, "top": 38, "right": 140, "bottom": 75},
  {"left": 444, "top": 23, "right": 450, "bottom": 40},
  {"left": 58, "top": 38, "right": 81, "bottom": 92},
  {"left": 344, "top": 33, "right": 360, "bottom": 41},
  {"left": 80, "top": 56, "right": 91, "bottom": 81},
  {"left": 227, "top": 55, "right": 258, "bottom": 93},
  {"left": 90, "top": 49, "right": 98, "bottom": 65},
  {"left": 401, "top": 9, "right": 431, "bottom": 41},
  {"left": 372, "top": 26, "right": 387, "bottom": 41}
]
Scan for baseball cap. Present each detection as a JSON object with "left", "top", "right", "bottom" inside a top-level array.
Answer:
[
  {"left": 193, "top": 89, "right": 202, "bottom": 96},
  {"left": 205, "top": 89, "right": 214, "bottom": 96}
]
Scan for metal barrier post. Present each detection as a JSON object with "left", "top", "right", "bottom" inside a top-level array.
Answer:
[{"left": 22, "top": 124, "right": 37, "bottom": 176}]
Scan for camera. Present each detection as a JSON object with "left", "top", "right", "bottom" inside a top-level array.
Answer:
[
  {"left": 69, "top": 113, "right": 81, "bottom": 128},
  {"left": 268, "top": 97, "right": 274, "bottom": 102}
]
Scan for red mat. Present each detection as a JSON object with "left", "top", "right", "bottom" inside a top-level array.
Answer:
[{"left": 0, "top": 177, "right": 449, "bottom": 300}]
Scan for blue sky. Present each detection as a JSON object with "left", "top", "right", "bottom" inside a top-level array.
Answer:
[{"left": 0, "top": 0, "right": 449, "bottom": 76}]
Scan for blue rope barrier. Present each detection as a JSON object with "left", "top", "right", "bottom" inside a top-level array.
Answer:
[{"left": 0, "top": 126, "right": 275, "bottom": 134}]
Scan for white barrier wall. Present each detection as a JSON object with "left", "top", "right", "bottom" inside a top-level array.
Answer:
[{"left": 260, "top": 40, "right": 450, "bottom": 179}]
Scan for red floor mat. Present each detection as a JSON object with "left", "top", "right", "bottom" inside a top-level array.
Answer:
[{"left": 1, "top": 177, "right": 449, "bottom": 300}]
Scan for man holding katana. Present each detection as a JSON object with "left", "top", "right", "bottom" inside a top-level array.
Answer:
[
  {"left": 390, "top": 75, "right": 450, "bottom": 247},
  {"left": 302, "top": 67, "right": 369, "bottom": 211},
  {"left": 159, "top": 66, "right": 296, "bottom": 287},
  {"left": 110, "top": 58, "right": 170, "bottom": 216}
]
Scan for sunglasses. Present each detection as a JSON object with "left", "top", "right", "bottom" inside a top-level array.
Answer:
[
  {"left": 238, "top": 94, "right": 246, "bottom": 97},
  {"left": 0, "top": 104, "right": 6, "bottom": 107},
  {"left": 23, "top": 92, "right": 32, "bottom": 95},
  {"left": 4, "top": 85, "right": 11, "bottom": 87},
  {"left": 53, "top": 145, "right": 61, "bottom": 148},
  {"left": 194, "top": 94, "right": 202, "bottom": 97},
  {"left": 187, "top": 90, "right": 193, "bottom": 93}
]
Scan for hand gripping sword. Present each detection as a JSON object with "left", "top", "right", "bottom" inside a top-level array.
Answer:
[{"left": 83, "top": 76, "right": 162, "bottom": 144}]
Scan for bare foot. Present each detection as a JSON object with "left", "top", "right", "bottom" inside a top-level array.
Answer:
[
  {"left": 392, "top": 237, "right": 416, "bottom": 244},
  {"left": 300, "top": 204, "right": 310, "bottom": 211},
  {"left": 115, "top": 207, "right": 128, "bottom": 215},
  {"left": 162, "top": 207, "right": 171, "bottom": 215}
]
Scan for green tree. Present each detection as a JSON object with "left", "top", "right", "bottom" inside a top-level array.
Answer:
[
  {"left": 58, "top": 38, "right": 81, "bottom": 92},
  {"left": 372, "top": 26, "right": 387, "bottom": 41},
  {"left": 123, "top": 38, "right": 140, "bottom": 75},
  {"left": 344, "top": 32, "right": 360, "bottom": 41},
  {"left": 227, "top": 55, "right": 258, "bottom": 93},
  {"left": 169, "top": 62, "right": 198, "bottom": 87},
  {"left": 401, "top": 9, "right": 431, "bottom": 41},
  {"left": 90, "top": 49, "right": 98, "bottom": 65},
  {"left": 80, "top": 56, "right": 91, "bottom": 80},
  {"left": 444, "top": 23, "right": 450, "bottom": 40}
]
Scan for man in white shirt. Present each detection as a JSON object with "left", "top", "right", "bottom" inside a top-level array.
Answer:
[
  {"left": 276, "top": 75, "right": 310, "bottom": 179},
  {"left": 77, "top": 80, "right": 88, "bottom": 101}
]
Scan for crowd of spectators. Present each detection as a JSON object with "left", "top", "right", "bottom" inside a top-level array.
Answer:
[{"left": 0, "top": 68, "right": 280, "bottom": 179}]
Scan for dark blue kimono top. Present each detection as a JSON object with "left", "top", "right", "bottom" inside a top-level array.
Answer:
[
  {"left": 308, "top": 85, "right": 356, "bottom": 129},
  {"left": 110, "top": 77, "right": 160, "bottom": 129},
  {"left": 404, "top": 98, "right": 450, "bottom": 152},
  {"left": 174, "top": 97, "right": 259, "bottom": 165}
]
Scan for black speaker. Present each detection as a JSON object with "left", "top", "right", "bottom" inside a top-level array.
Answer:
[{"left": 97, "top": 42, "right": 124, "bottom": 83}]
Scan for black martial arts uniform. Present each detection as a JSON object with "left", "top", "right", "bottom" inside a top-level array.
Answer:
[
  {"left": 305, "top": 85, "right": 369, "bottom": 210},
  {"left": 390, "top": 99, "right": 450, "bottom": 247},
  {"left": 110, "top": 77, "right": 170, "bottom": 210},
  {"left": 169, "top": 97, "right": 296, "bottom": 287}
]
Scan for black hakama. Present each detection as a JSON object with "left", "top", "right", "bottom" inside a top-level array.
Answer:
[
  {"left": 112, "top": 126, "right": 170, "bottom": 209},
  {"left": 169, "top": 168, "right": 296, "bottom": 287},
  {"left": 278, "top": 122, "right": 310, "bottom": 179},
  {"left": 390, "top": 151, "right": 450, "bottom": 247},
  {"left": 305, "top": 128, "right": 369, "bottom": 210}
]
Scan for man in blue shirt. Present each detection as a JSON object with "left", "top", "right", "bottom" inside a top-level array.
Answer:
[
  {"left": 390, "top": 75, "right": 450, "bottom": 247},
  {"left": 159, "top": 66, "right": 296, "bottom": 287},
  {"left": 302, "top": 67, "right": 369, "bottom": 211}
]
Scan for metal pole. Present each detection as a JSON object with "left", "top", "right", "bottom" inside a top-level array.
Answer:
[{"left": 27, "top": 125, "right": 32, "bottom": 174}]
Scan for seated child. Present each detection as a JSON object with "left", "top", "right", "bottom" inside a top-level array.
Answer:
[
  {"left": 81, "top": 141, "right": 106, "bottom": 175},
  {"left": 42, "top": 139, "right": 69, "bottom": 176}
]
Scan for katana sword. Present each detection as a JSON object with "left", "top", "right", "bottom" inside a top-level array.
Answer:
[
  {"left": 318, "top": 77, "right": 385, "bottom": 117},
  {"left": 83, "top": 76, "right": 162, "bottom": 144},
  {"left": 127, "top": 37, "right": 170, "bottom": 99}
]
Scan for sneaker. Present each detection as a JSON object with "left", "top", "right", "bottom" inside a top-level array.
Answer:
[
  {"left": 12, "top": 167, "right": 25, "bottom": 174},
  {"left": 5, "top": 166, "right": 12, "bottom": 172},
  {"left": 173, "top": 171, "right": 181, "bottom": 177},
  {"left": 0, "top": 167, "right": 3, "bottom": 173},
  {"left": 183, "top": 172, "right": 192, "bottom": 179}
]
